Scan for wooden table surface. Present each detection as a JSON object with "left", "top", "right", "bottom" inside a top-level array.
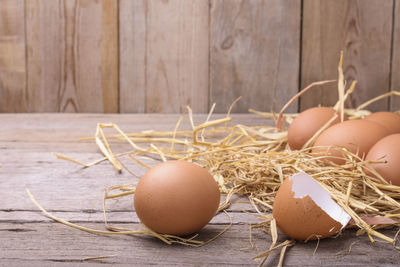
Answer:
[{"left": 1, "top": 113, "right": 400, "bottom": 266}]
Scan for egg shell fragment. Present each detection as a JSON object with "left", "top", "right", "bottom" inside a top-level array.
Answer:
[
  {"left": 134, "top": 160, "right": 220, "bottom": 236},
  {"left": 313, "top": 120, "right": 389, "bottom": 164},
  {"left": 273, "top": 172, "right": 351, "bottom": 241},
  {"left": 288, "top": 107, "right": 347, "bottom": 150},
  {"left": 366, "top": 134, "right": 400, "bottom": 186},
  {"left": 365, "top": 112, "right": 400, "bottom": 135}
]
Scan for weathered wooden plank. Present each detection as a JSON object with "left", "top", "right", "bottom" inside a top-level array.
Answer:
[
  {"left": 0, "top": 209, "right": 260, "bottom": 225},
  {"left": 100, "top": 0, "right": 119, "bottom": 113},
  {"left": 0, "top": 140, "right": 257, "bottom": 213},
  {"left": 0, "top": 222, "right": 398, "bottom": 266},
  {"left": 0, "top": 0, "right": 26, "bottom": 112},
  {"left": 391, "top": 0, "right": 400, "bottom": 111},
  {"left": 0, "top": 146, "right": 257, "bottom": 213},
  {"left": 301, "top": 0, "right": 393, "bottom": 112},
  {"left": 210, "top": 0, "right": 301, "bottom": 113},
  {"left": 119, "top": 0, "right": 146, "bottom": 113},
  {"left": 0, "top": 147, "right": 259, "bottom": 218},
  {"left": 25, "top": 0, "right": 61, "bottom": 112},
  {"left": 0, "top": 222, "right": 265, "bottom": 266},
  {"left": 0, "top": 113, "right": 270, "bottom": 142},
  {"left": 0, "top": 114, "right": 268, "bottom": 213},
  {"left": 145, "top": 0, "right": 209, "bottom": 113},
  {"left": 25, "top": 0, "right": 118, "bottom": 112}
]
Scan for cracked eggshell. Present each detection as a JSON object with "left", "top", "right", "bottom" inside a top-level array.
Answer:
[{"left": 273, "top": 172, "right": 351, "bottom": 241}]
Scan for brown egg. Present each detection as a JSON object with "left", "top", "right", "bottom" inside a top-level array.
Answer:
[
  {"left": 134, "top": 160, "right": 220, "bottom": 236},
  {"left": 288, "top": 107, "right": 347, "bottom": 150},
  {"left": 365, "top": 112, "right": 400, "bottom": 135},
  {"left": 365, "top": 134, "right": 400, "bottom": 186},
  {"left": 273, "top": 172, "right": 350, "bottom": 241},
  {"left": 313, "top": 120, "right": 389, "bottom": 164}
]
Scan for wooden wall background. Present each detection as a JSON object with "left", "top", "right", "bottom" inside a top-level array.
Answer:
[{"left": 0, "top": 0, "right": 399, "bottom": 113}]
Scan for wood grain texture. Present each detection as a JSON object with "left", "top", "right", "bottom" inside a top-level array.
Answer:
[
  {"left": 1, "top": 223, "right": 399, "bottom": 266},
  {"left": 0, "top": 0, "right": 26, "bottom": 112},
  {"left": 100, "top": 0, "right": 119, "bottom": 113},
  {"left": 301, "top": 0, "right": 393, "bottom": 112},
  {"left": 145, "top": 0, "right": 209, "bottom": 113},
  {"left": 1, "top": 1, "right": 400, "bottom": 114},
  {"left": 25, "top": 0, "right": 118, "bottom": 112},
  {"left": 0, "top": 223, "right": 267, "bottom": 266},
  {"left": 119, "top": 0, "right": 146, "bottom": 113},
  {"left": 210, "top": 0, "right": 301, "bottom": 113},
  {"left": 0, "top": 113, "right": 269, "bottom": 142},
  {"left": 25, "top": 0, "right": 61, "bottom": 112},
  {"left": 1, "top": 113, "right": 400, "bottom": 266},
  {"left": 391, "top": 0, "right": 400, "bottom": 111}
]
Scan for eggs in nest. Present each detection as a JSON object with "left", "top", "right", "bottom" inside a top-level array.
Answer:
[
  {"left": 288, "top": 107, "right": 346, "bottom": 150},
  {"left": 312, "top": 119, "right": 389, "bottom": 164},
  {"left": 288, "top": 108, "right": 400, "bottom": 167},
  {"left": 365, "top": 112, "right": 400, "bottom": 135}
]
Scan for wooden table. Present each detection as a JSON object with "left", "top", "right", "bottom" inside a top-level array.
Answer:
[{"left": 1, "top": 114, "right": 399, "bottom": 266}]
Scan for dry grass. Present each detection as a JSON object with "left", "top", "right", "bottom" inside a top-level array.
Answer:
[{"left": 89, "top": 107, "right": 400, "bottom": 243}]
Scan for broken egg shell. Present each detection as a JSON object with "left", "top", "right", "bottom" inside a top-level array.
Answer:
[
  {"left": 134, "top": 160, "right": 220, "bottom": 236},
  {"left": 273, "top": 172, "right": 351, "bottom": 241}
]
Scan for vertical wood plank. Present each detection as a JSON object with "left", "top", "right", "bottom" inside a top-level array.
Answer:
[
  {"left": 25, "top": 0, "right": 118, "bottom": 113},
  {"left": 391, "top": 0, "right": 400, "bottom": 111},
  {"left": 25, "top": 0, "right": 61, "bottom": 112},
  {"left": 119, "top": 0, "right": 146, "bottom": 113},
  {"left": 0, "top": 0, "right": 26, "bottom": 112},
  {"left": 145, "top": 0, "right": 209, "bottom": 113},
  {"left": 100, "top": 0, "right": 119, "bottom": 113},
  {"left": 210, "top": 0, "right": 301, "bottom": 113},
  {"left": 301, "top": 0, "right": 393, "bottom": 112}
]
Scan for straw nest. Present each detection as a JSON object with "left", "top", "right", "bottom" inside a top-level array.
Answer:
[{"left": 28, "top": 52, "right": 400, "bottom": 265}]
